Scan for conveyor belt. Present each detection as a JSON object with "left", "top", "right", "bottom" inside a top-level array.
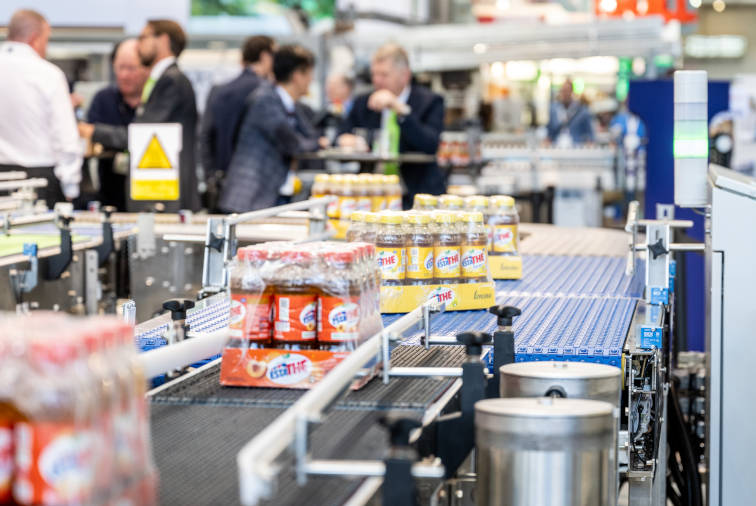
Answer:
[{"left": 519, "top": 223, "right": 631, "bottom": 257}]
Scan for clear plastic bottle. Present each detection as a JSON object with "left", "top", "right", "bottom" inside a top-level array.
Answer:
[
  {"left": 375, "top": 211, "right": 406, "bottom": 286},
  {"left": 368, "top": 175, "right": 386, "bottom": 212},
  {"left": 327, "top": 174, "right": 344, "bottom": 220},
  {"left": 361, "top": 212, "right": 379, "bottom": 244},
  {"left": 433, "top": 211, "right": 462, "bottom": 284},
  {"left": 230, "top": 247, "right": 272, "bottom": 348},
  {"left": 413, "top": 194, "right": 439, "bottom": 211},
  {"left": 460, "top": 211, "right": 489, "bottom": 284},
  {"left": 339, "top": 175, "right": 358, "bottom": 222},
  {"left": 439, "top": 194, "right": 464, "bottom": 211},
  {"left": 489, "top": 195, "right": 520, "bottom": 256},
  {"left": 465, "top": 196, "right": 492, "bottom": 250},
  {"left": 311, "top": 173, "right": 330, "bottom": 199},
  {"left": 346, "top": 211, "right": 366, "bottom": 242},
  {"left": 385, "top": 175, "right": 403, "bottom": 211},
  {"left": 317, "top": 249, "right": 362, "bottom": 351},
  {"left": 272, "top": 250, "right": 319, "bottom": 350},
  {"left": 355, "top": 176, "right": 372, "bottom": 213},
  {"left": 405, "top": 212, "right": 435, "bottom": 286}
]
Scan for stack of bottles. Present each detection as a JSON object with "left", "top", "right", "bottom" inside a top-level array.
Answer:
[
  {"left": 347, "top": 209, "right": 492, "bottom": 287},
  {"left": 436, "top": 132, "right": 481, "bottom": 168},
  {"left": 311, "top": 173, "right": 402, "bottom": 225},
  {"left": 0, "top": 313, "right": 156, "bottom": 506},
  {"left": 412, "top": 193, "right": 520, "bottom": 257},
  {"left": 227, "top": 241, "right": 383, "bottom": 353}
]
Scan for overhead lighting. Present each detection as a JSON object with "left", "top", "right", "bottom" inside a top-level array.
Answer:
[
  {"left": 689, "top": 0, "right": 702, "bottom": 8},
  {"left": 713, "top": 0, "right": 726, "bottom": 12},
  {"left": 506, "top": 61, "right": 538, "bottom": 81},
  {"left": 599, "top": 0, "right": 617, "bottom": 12},
  {"left": 473, "top": 43, "right": 487, "bottom": 55}
]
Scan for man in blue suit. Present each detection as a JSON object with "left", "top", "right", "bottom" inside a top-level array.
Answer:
[
  {"left": 337, "top": 43, "right": 446, "bottom": 208},
  {"left": 200, "top": 35, "right": 275, "bottom": 210},
  {"left": 219, "top": 45, "right": 325, "bottom": 213}
]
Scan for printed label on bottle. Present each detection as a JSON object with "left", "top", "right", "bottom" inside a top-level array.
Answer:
[
  {"left": 339, "top": 197, "right": 357, "bottom": 220},
  {"left": 434, "top": 247, "right": 461, "bottom": 279},
  {"left": 487, "top": 227, "right": 493, "bottom": 250},
  {"left": 371, "top": 196, "right": 387, "bottom": 212},
  {"left": 461, "top": 246, "right": 487, "bottom": 278},
  {"left": 230, "top": 292, "right": 272, "bottom": 341},
  {"left": 13, "top": 422, "right": 96, "bottom": 505},
  {"left": 406, "top": 247, "right": 434, "bottom": 279},
  {"left": 318, "top": 296, "right": 360, "bottom": 342},
  {"left": 356, "top": 197, "right": 372, "bottom": 212},
  {"left": 0, "top": 423, "right": 12, "bottom": 501},
  {"left": 376, "top": 247, "right": 405, "bottom": 280},
  {"left": 274, "top": 295, "right": 317, "bottom": 341},
  {"left": 326, "top": 198, "right": 339, "bottom": 218},
  {"left": 387, "top": 196, "right": 402, "bottom": 211},
  {"left": 493, "top": 225, "right": 517, "bottom": 253}
]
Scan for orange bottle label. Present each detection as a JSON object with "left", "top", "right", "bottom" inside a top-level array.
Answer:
[
  {"left": 274, "top": 294, "right": 317, "bottom": 341},
  {"left": 434, "top": 246, "right": 461, "bottom": 279},
  {"left": 318, "top": 296, "right": 360, "bottom": 342},
  {"left": 13, "top": 422, "right": 96, "bottom": 505},
  {"left": 230, "top": 292, "right": 272, "bottom": 341},
  {"left": 461, "top": 246, "right": 487, "bottom": 278},
  {"left": 0, "top": 423, "right": 11, "bottom": 502},
  {"left": 406, "top": 247, "right": 434, "bottom": 280}
]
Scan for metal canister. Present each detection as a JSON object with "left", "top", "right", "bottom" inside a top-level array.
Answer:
[
  {"left": 475, "top": 397, "right": 615, "bottom": 506},
  {"left": 499, "top": 361, "right": 622, "bottom": 408}
]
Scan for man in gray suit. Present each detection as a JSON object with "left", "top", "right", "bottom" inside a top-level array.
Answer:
[
  {"left": 79, "top": 19, "right": 200, "bottom": 211},
  {"left": 220, "top": 45, "right": 325, "bottom": 213}
]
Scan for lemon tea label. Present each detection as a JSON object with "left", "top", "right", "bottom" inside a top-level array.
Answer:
[
  {"left": 406, "top": 247, "right": 434, "bottom": 280},
  {"left": 493, "top": 225, "right": 517, "bottom": 253},
  {"left": 461, "top": 246, "right": 487, "bottom": 278},
  {"left": 434, "top": 246, "right": 461, "bottom": 279},
  {"left": 376, "top": 247, "right": 405, "bottom": 280}
]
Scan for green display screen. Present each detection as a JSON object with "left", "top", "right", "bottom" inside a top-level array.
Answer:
[{"left": 191, "top": 0, "right": 334, "bottom": 19}]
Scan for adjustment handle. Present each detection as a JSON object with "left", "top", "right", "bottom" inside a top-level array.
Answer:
[
  {"left": 162, "top": 299, "right": 195, "bottom": 321},
  {"left": 456, "top": 331, "right": 491, "bottom": 356},
  {"left": 488, "top": 305, "right": 521, "bottom": 327}
]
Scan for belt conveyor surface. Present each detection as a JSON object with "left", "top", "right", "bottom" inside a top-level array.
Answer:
[{"left": 519, "top": 223, "right": 631, "bottom": 257}]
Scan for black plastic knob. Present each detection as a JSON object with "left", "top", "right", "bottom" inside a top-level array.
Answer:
[
  {"left": 648, "top": 238, "right": 668, "bottom": 259},
  {"left": 488, "top": 305, "right": 522, "bottom": 327},
  {"left": 456, "top": 331, "right": 491, "bottom": 357},
  {"left": 162, "top": 299, "right": 195, "bottom": 321},
  {"left": 59, "top": 216, "right": 73, "bottom": 228},
  {"left": 379, "top": 416, "right": 422, "bottom": 448}
]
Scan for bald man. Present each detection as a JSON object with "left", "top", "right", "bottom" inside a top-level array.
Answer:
[
  {"left": 87, "top": 39, "right": 149, "bottom": 209},
  {"left": 0, "top": 9, "right": 82, "bottom": 206}
]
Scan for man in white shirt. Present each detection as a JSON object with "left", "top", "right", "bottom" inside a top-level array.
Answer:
[{"left": 0, "top": 9, "right": 82, "bottom": 206}]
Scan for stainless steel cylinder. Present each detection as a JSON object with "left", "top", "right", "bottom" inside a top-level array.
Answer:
[
  {"left": 475, "top": 397, "right": 615, "bottom": 506},
  {"left": 499, "top": 361, "right": 622, "bottom": 408}
]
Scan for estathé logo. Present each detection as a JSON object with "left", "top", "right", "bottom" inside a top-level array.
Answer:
[
  {"left": 424, "top": 252, "right": 434, "bottom": 271},
  {"left": 299, "top": 302, "right": 317, "bottom": 328},
  {"left": 495, "top": 229, "right": 513, "bottom": 243},
  {"left": 329, "top": 302, "right": 360, "bottom": 328},
  {"left": 267, "top": 354, "right": 312, "bottom": 385},
  {"left": 462, "top": 251, "right": 486, "bottom": 269},
  {"left": 429, "top": 287, "right": 457, "bottom": 306},
  {"left": 378, "top": 252, "right": 398, "bottom": 268},
  {"left": 229, "top": 299, "right": 246, "bottom": 324},
  {"left": 435, "top": 251, "right": 459, "bottom": 270}
]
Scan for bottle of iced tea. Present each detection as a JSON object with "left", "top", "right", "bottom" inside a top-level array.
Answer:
[
  {"left": 375, "top": 211, "right": 406, "bottom": 286},
  {"left": 368, "top": 174, "right": 386, "bottom": 212},
  {"left": 489, "top": 196, "right": 520, "bottom": 256},
  {"left": 230, "top": 247, "right": 272, "bottom": 348},
  {"left": 339, "top": 175, "right": 358, "bottom": 221},
  {"left": 461, "top": 211, "right": 489, "bottom": 283},
  {"left": 433, "top": 211, "right": 462, "bottom": 284},
  {"left": 317, "top": 249, "right": 362, "bottom": 351},
  {"left": 311, "top": 173, "right": 329, "bottom": 199},
  {"left": 385, "top": 175, "right": 403, "bottom": 211},
  {"left": 272, "top": 250, "right": 319, "bottom": 350},
  {"left": 361, "top": 212, "right": 379, "bottom": 244},
  {"left": 346, "top": 211, "right": 366, "bottom": 242},
  {"left": 327, "top": 174, "right": 344, "bottom": 220},
  {"left": 355, "top": 176, "right": 372, "bottom": 213},
  {"left": 405, "top": 212, "right": 435, "bottom": 286},
  {"left": 439, "top": 194, "right": 464, "bottom": 211}
]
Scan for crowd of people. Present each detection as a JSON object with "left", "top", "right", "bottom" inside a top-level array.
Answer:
[{"left": 0, "top": 9, "right": 448, "bottom": 213}]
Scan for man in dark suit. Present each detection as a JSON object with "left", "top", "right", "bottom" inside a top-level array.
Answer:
[
  {"left": 219, "top": 45, "right": 325, "bottom": 213},
  {"left": 200, "top": 35, "right": 274, "bottom": 210},
  {"left": 79, "top": 19, "right": 200, "bottom": 211},
  {"left": 337, "top": 42, "right": 446, "bottom": 208}
]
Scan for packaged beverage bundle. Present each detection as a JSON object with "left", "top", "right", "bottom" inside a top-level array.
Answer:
[
  {"left": 0, "top": 313, "right": 156, "bottom": 506},
  {"left": 405, "top": 212, "right": 435, "bottom": 286},
  {"left": 220, "top": 241, "right": 384, "bottom": 389},
  {"left": 346, "top": 211, "right": 366, "bottom": 242},
  {"left": 439, "top": 194, "right": 464, "bottom": 211},
  {"left": 489, "top": 195, "right": 519, "bottom": 256},
  {"left": 433, "top": 211, "right": 462, "bottom": 284},
  {"left": 375, "top": 211, "right": 406, "bottom": 286}
]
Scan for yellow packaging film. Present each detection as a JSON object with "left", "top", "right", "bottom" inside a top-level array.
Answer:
[
  {"left": 489, "top": 255, "right": 523, "bottom": 279},
  {"left": 406, "top": 246, "right": 434, "bottom": 280},
  {"left": 376, "top": 246, "right": 405, "bottom": 281},
  {"left": 434, "top": 246, "right": 461, "bottom": 280},
  {"left": 461, "top": 246, "right": 488, "bottom": 279},
  {"left": 492, "top": 224, "right": 517, "bottom": 253}
]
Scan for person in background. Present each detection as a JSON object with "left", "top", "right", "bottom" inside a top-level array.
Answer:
[
  {"left": 219, "top": 45, "right": 326, "bottom": 213},
  {"left": 326, "top": 72, "right": 355, "bottom": 117},
  {"left": 200, "top": 35, "right": 275, "bottom": 211},
  {"left": 0, "top": 9, "right": 82, "bottom": 207},
  {"left": 337, "top": 43, "right": 446, "bottom": 208},
  {"left": 547, "top": 79, "right": 595, "bottom": 146},
  {"left": 79, "top": 19, "right": 200, "bottom": 211},
  {"left": 87, "top": 38, "right": 149, "bottom": 210}
]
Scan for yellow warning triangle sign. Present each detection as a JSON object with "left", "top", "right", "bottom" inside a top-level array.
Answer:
[{"left": 137, "top": 134, "right": 172, "bottom": 169}]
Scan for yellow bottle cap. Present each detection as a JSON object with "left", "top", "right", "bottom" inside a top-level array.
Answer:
[
  {"left": 492, "top": 195, "right": 515, "bottom": 207},
  {"left": 465, "top": 195, "right": 489, "bottom": 208},
  {"left": 314, "top": 173, "right": 329, "bottom": 183},
  {"left": 350, "top": 211, "right": 366, "bottom": 222},
  {"left": 406, "top": 212, "right": 431, "bottom": 224},
  {"left": 463, "top": 211, "right": 484, "bottom": 223},
  {"left": 388, "top": 174, "right": 400, "bottom": 184},
  {"left": 379, "top": 211, "right": 403, "bottom": 224},
  {"left": 364, "top": 212, "right": 380, "bottom": 223},
  {"left": 440, "top": 194, "right": 464, "bottom": 207},
  {"left": 331, "top": 174, "right": 345, "bottom": 184},
  {"left": 433, "top": 211, "right": 456, "bottom": 224}
]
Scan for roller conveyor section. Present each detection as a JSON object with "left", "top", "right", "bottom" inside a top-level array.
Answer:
[{"left": 519, "top": 223, "right": 632, "bottom": 257}]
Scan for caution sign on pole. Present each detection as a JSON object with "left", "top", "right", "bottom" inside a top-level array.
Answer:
[{"left": 128, "top": 123, "right": 182, "bottom": 201}]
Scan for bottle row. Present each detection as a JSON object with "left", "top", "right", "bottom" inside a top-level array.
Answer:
[
  {"left": 0, "top": 313, "right": 156, "bottom": 506},
  {"left": 311, "top": 173, "right": 402, "bottom": 220},
  {"left": 228, "top": 241, "right": 383, "bottom": 352}
]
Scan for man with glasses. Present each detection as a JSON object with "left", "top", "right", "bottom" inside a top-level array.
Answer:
[{"left": 79, "top": 19, "right": 200, "bottom": 211}]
